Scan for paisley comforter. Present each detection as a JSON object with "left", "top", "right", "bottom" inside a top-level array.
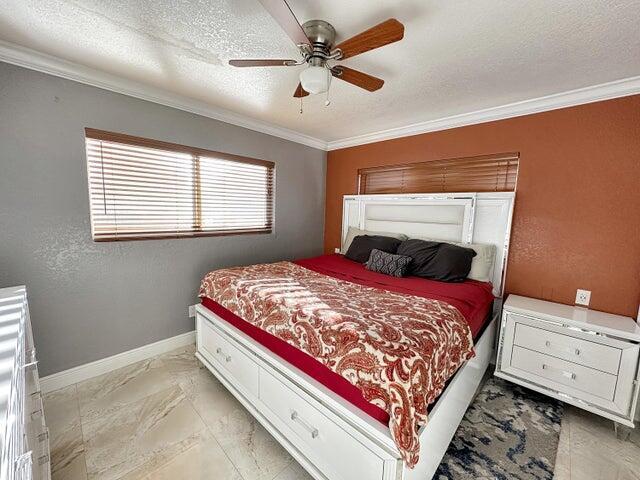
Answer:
[{"left": 198, "top": 261, "right": 474, "bottom": 467}]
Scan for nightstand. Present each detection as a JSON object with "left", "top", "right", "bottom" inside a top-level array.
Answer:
[{"left": 495, "top": 294, "right": 640, "bottom": 427}]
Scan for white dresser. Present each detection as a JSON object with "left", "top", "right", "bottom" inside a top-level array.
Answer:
[
  {"left": 0, "top": 286, "right": 50, "bottom": 480},
  {"left": 496, "top": 295, "right": 640, "bottom": 427}
]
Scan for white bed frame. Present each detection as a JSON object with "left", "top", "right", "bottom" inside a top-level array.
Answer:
[{"left": 195, "top": 192, "right": 515, "bottom": 480}]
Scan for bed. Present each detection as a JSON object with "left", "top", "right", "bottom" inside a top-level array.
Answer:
[
  {"left": 195, "top": 192, "right": 515, "bottom": 480},
  {"left": 200, "top": 254, "right": 495, "bottom": 426}
]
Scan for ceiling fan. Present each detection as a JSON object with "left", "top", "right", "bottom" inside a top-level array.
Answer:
[{"left": 229, "top": 0, "right": 405, "bottom": 101}]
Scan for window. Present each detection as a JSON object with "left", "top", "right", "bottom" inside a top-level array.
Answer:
[
  {"left": 358, "top": 152, "right": 519, "bottom": 195},
  {"left": 84, "top": 128, "right": 274, "bottom": 241}
]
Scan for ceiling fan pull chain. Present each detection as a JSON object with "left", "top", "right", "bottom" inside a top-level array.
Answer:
[
  {"left": 325, "top": 86, "right": 331, "bottom": 107},
  {"left": 299, "top": 96, "right": 303, "bottom": 114}
]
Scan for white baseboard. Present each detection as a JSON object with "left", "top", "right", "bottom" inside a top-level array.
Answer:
[{"left": 40, "top": 331, "right": 196, "bottom": 393}]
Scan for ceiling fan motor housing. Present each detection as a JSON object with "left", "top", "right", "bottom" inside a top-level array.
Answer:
[{"left": 302, "top": 20, "right": 337, "bottom": 62}]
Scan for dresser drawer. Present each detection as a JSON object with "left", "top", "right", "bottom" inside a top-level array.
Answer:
[
  {"left": 513, "top": 321, "right": 621, "bottom": 374},
  {"left": 259, "top": 369, "right": 386, "bottom": 480},
  {"left": 511, "top": 346, "right": 617, "bottom": 401},
  {"left": 198, "top": 316, "right": 259, "bottom": 398},
  {"left": 26, "top": 422, "right": 50, "bottom": 480}
]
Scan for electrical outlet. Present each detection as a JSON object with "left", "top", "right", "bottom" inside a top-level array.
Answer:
[
  {"left": 188, "top": 305, "right": 196, "bottom": 318},
  {"left": 334, "top": 247, "right": 341, "bottom": 254},
  {"left": 575, "top": 289, "right": 591, "bottom": 307}
]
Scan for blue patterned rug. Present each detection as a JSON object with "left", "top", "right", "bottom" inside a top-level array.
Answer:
[{"left": 435, "top": 376, "right": 563, "bottom": 480}]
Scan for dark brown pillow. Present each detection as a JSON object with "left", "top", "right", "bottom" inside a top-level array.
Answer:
[
  {"left": 398, "top": 239, "right": 477, "bottom": 282},
  {"left": 344, "top": 235, "right": 402, "bottom": 263},
  {"left": 397, "top": 239, "right": 440, "bottom": 272}
]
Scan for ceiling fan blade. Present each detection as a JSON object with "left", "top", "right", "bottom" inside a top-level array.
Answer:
[
  {"left": 332, "top": 66, "right": 384, "bottom": 91},
  {"left": 334, "top": 18, "right": 404, "bottom": 60},
  {"left": 258, "top": 0, "right": 310, "bottom": 46},
  {"left": 294, "top": 83, "right": 309, "bottom": 97},
  {"left": 229, "top": 59, "right": 297, "bottom": 67}
]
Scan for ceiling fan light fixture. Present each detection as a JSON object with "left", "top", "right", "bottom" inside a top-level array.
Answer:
[{"left": 299, "top": 65, "right": 331, "bottom": 94}]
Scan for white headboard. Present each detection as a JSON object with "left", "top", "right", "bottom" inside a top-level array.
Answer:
[{"left": 341, "top": 192, "right": 515, "bottom": 297}]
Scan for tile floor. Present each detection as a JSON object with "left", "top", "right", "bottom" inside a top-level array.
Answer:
[
  {"left": 554, "top": 405, "right": 640, "bottom": 480},
  {"left": 44, "top": 345, "right": 640, "bottom": 480}
]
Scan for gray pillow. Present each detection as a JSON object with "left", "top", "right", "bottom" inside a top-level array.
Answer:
[
  {"left": 465, "top": 243, "right": 496, "bottom": 282},
  {"left": 342, "top": 227, "right": 408, "bottom": 254},
  {"left": 365, "top": 249, "right": 412, "bottom": 277}
]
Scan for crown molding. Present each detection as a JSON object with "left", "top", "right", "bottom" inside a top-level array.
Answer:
[
  {"left": 1, "top": 40, "right": 639, "bottom": 153},
  {"left": 0, "top": 40, "right": 328, "bottom": 150},
  {"left": 326, "top": 75, "right": 640, "bottom": 150}
]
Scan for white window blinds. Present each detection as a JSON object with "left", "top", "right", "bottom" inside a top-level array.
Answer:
[{"left": 85, "top": 128, "right": 274, "bottom": 241}]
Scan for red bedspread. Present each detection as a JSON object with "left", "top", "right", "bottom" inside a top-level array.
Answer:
[
  {"left": 296, "top": 255, "right": 494, "bottom": 338},
  {"left": 199, "top": 255, "right": 493, "bottom": 466}
]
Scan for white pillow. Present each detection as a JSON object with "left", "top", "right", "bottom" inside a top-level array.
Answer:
[
  {"left": 341, "top": 227, "right": 408, "bottom": 254},
  {"left": 409, "top": 236, "right": 496, "bottom": 282}
]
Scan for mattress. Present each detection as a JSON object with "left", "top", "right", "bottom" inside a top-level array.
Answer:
[{"left": 200, "top": 254, "right": 494, "bottom": 425}]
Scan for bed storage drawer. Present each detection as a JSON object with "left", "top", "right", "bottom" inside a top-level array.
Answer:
[
  {"left": 259, "top": 369, "right": 386, "bottom": 480},
  {"left": 197, "top": 314, "right": 259, "bottom": 398}
]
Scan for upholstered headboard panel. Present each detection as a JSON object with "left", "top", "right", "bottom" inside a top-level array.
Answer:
[
  {"left": 360, "top": 200, "right": 472, "bottom": 242},
  {"left": 341, "top": 193, "right": 515, "bottom": 297}
]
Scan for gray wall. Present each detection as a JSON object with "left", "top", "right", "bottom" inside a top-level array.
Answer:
[{"left": 0, "top": 62, "right": 326, "bottom": 376}]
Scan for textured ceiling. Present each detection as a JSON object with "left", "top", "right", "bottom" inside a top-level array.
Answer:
[{"left": 1, "top": 0, "right": 639, "bottom": 143}]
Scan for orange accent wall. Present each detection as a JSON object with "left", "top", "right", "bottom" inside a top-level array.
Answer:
[{"left": 324, "top": 95, "right": 640, "bottom": 318}]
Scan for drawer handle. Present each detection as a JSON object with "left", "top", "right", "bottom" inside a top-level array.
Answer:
[
  {"left": 290, "top": 411, "right": 319, "bottom": 439},
  {"left": 23, "top": 347, "right": 38, "bottom": 369},
  {"left": 544, "top": 341, "right": 580, "bottom": 356},
  {"left": 215, "top": 347, "right": 231, "bottom": 363},
  {"left": 542, "top": 363, "right": 576, "bottom": 380},
  {"left": 23, "top": 359, "right": 39, "bottom": 370}
]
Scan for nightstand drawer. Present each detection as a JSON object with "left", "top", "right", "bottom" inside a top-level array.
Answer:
[
  {"left": 511, "top": 346, "right": 617, "bottom": 401},
  {"left": 513, "top": 320, "right": 621, "bottom": 374}
]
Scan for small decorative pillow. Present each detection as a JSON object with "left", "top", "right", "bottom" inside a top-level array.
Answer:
[{"left": 365, "top": 249, "right": 412, "bottom": 277}]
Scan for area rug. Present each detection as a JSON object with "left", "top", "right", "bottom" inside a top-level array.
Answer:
[{"left": 435, "top": 376, "right": 563, "bottom": 480}]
